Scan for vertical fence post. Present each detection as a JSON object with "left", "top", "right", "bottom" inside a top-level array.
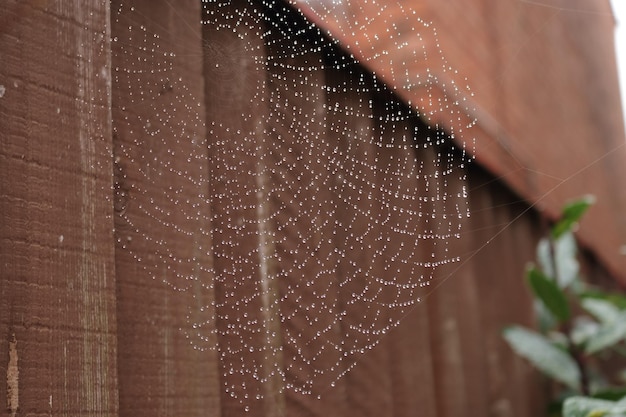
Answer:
[
  {"left": 0, "top": 1, "right": 118, "bottom": 415},
  {"left": 468, "top": 170, "right": 543, "bottom": 417},
  {"left": 111, "top": 1, "right": 222, "bottom": 415},
  {"left": 267, "top": 37, "right": 346, "bottom": 417},
  {"left": 386, "top": 119, "right": 438, "bottom": 417},
  {"left": 202, "top": 1, "right": 285, "bottom": 415},
  {"left": 425, "top": 152, "right": 489, "bottom": 417}
]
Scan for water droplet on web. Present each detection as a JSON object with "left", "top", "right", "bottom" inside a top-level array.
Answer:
[{"left": 111, "top": 0, "right": 475, "bottom": 407}]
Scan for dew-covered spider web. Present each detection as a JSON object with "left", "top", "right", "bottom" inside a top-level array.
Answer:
[{"left": 111, "top": 0, "right": 475, "bottom": 406}]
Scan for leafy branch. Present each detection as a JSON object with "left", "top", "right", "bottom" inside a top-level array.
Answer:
[{"left": 502, "top": 196, "right": 626, "bottom": 417}]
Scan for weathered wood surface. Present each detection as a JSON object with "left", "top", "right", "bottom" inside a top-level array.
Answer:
[
  {"left": 426, "top": 158, "right": 489, "bottom": 417},
  {"left": 203, "top": 1, "right": 285, "bottom": 415},
  {"left": 0, "top": 1, "right": 117, "bottom": 416},
  {"left": 111, "top": 0, "right": 221, "bottom": 416},
  {"left": 468, "top": 169, "right": 547, "bottom": 417}
]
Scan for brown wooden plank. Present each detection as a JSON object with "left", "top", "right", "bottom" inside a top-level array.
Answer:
[
  {"left": 202, "top": 2, "right": 285, "bottom": 416},
  {"left": 389, "top": 302, "right": 437, "bottom": 417},
  {"left": 263, "top": 15, "right": 349, "bottom": 415},
  {"left": 302, "top": 0, "right": 626, "bottom": 287},
  {"left": 380, "top": 113, "right": 438, "bottom": 417},
  {"left": 0, "top": 1, "right": 117, "bottom": 415},
  {"left": 423, "top": 142, "right": 489, "bottom": 417},
  {"left": 328, "top": 71, "right": 390, "bottom": 416},
  {"left": 111, "top": 1, "right": 221, "bottom": 415},
  {"left": 495, "top": 185, "right": 543, "bottom": 417},
  {"left": 325, "top": 60, "right": 394, "bottom": 416},
  {"left": 492, "top": 190, "right": 531, "bottom": 417},
  {"left": 507, "top": 195, "right": 550, "bottom": 417},
  {"left": 468, "top": 170, "right": 539, "bottom": 417},
  {"left": 329, "top": 82, "right": 393, "bottom": 416},
  {"left": 467, "top": 176, "right": 514, "bottom": 417}
]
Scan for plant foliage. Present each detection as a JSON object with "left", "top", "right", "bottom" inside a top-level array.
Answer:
[
  {"left": 502, "top": 196, "right": 626, "bottom": 417},
  {"left": 503, "top": 325, "right": 580, "bottom": 391}
]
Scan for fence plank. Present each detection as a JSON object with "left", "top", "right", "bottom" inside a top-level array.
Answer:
[
  {"left": 324, "top": 71, "right": 396, "bottom": 416},
  {"left": 203, "top": 2, "right": 286, "bottom": 415},
  {"left": 498, "top": 190, "right": 547, "bottom": 417},
  {"left": 111, "top": 1, "right": 221, "bottom": 415},
  {"left": 383, "top": 116, "right": 438, "bottom": 417},
  {"left": 264, "top": 20, "right": 350, "bottom": 416},
  {"left": 469, "top": 178, "right": 514, "bottom": 417},
  {"left": 488, "top": 187, "right": 547, "bottom": 416},
  {"left": 324, "top": 68, "right": 393, "bottom": 415},
  {"left": 468, "top": 170, "right": 539, "bottom": 417},
  {"left": 389, "top": 303, "right": 437, "bottom": 417},
  {"left": 0, "top": 1, "right": 117, "bottom": 415},
  {"left": 424, "top": 145, "right": 489, "bottom": 417}
]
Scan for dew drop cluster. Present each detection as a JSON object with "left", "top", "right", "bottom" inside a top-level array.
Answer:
[{"left": 111, "top": 0, "right": 476, "bottom": 406}]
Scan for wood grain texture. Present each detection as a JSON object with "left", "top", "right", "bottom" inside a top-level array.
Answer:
[
  {"left": 112, "top": 1, "right": 221, "bottom": 415},
  {"left": 422, "top": 145, "right": 489, "bottom": 417},
  {"left": 468, "top": 176, "right": 517, "bottom": 417},
  {"left": 326, "top": 59, "right": 380, "bottom": 417},
  {"left": 0, "top": 1, "right": 117, "bottom": 415},
  {"left": 382, "top": 112, "right": 438, "bottom": 417},
  {"left": 506, "top": 199, "right": 548, "bottom": 417},
  {"left": 203, "top": 1, "right": 285, "bottom": 415},
  {"left": 265, "top": 16, "right": 348, "bottom": 416},
  {"left": 468, "top": 169, "right": 542, "bottom": 417},
  {"left": 389, "top": 302, "right": 437, "bottom": 417}
]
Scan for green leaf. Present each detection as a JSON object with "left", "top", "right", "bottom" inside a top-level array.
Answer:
[
  {"left": 535, "top": 298, "right": 558, "bottom": 332},
  {"left": 554, "top": 231, "right": 581, "bottom": 288},
  {"left": 582, "top": 299, "right": 621, "bottom": 324},
  {"left": 582, "top": 290, "right": 626, "bottom": 311},
  {"left": 585, "top": 312, "right": 626, "bottom": 354},
  {"left": 503, "top": 325, "right": 581, "bottom": 391},
  {"left": 537, "top": 238, "right": 555, "bottom": 278},
  {"left": 536, "top": 232, "right": 580, "bottom": 290},
  {"left": 563, "top": 396, "right": 616, "bottom": 417},
  {"left": 594, "top": 389, "right": 626, "bottom": 401},
  {"left": 527, "top": 267, "right": 571, "bottom": 322},
  {"left": 571, "top": 316, "right": 600, "bottom": 347},
  {"left": 606, "top": 395, "right": 626, "bottom": 416},
  {"left": 608, "top": 295, "right": 626, "bottom": 311},
  {"left": 552, "top": 195, "right": 595, "bottom": 239}
]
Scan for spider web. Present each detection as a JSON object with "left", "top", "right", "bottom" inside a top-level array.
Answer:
[{"left": 111, "top": 0, "right": 475, "bottom": 406}]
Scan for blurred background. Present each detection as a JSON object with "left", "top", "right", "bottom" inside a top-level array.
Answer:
[{"left": 611, "top": 0, "right": 626, "bottom": 127}]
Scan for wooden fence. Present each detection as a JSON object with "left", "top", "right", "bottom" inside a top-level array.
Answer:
[{"left": 1, "top": 0, "right": 597, "bottom": 416}]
